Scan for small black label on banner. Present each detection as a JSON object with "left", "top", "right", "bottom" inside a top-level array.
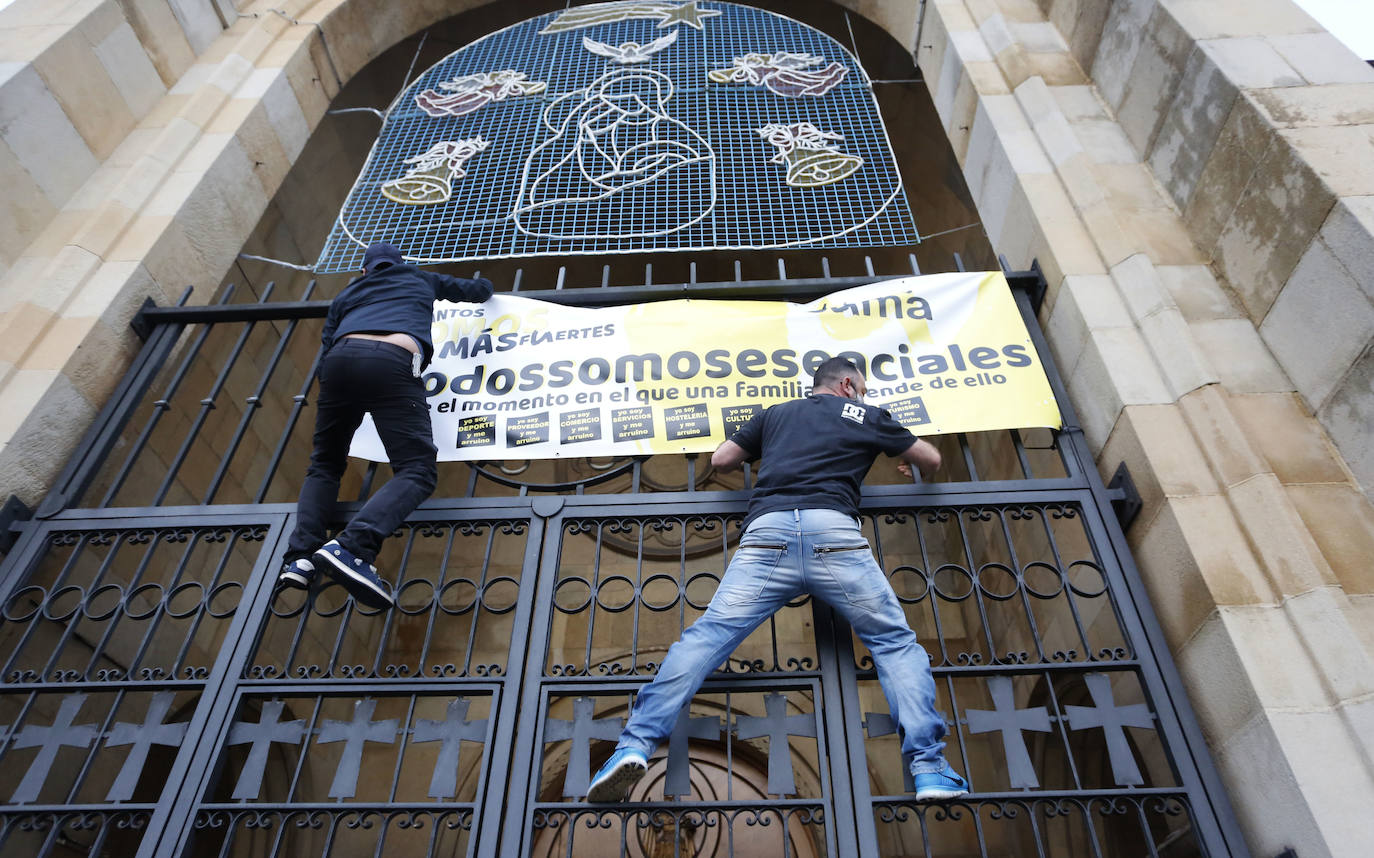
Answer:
[
  {"left": 664, "top": 403, "right": 710, "bottom": 441},
  {"left": 456, "top": 415, "right": 496, "bottom": 448},
  {"left": 611, "top": 406, "right": 655, "bottom": 442},
  {"left": 886, "top": 395, "right": 931, "bottom": 427},
  {"left": 560, "top": 408, "right": 602, "bottom": 444},
  {"left": 721, "top": 403, "right": 762, "bottom": 435},
  {"left": 506, "top": 412, "right": 550, "bottom": 448}
]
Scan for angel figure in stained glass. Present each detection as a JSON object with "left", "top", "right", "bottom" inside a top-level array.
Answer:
[
  {"left": 758, "top": 122, "right": 862, "bottom": 187},
  {"left": 415, "top": 70, "right": 547, "bottom": 118},
  {"left": 582, "top": 28, "right": 679, "bottom": 64},
  {"left": 381, "top": 138, "right": 490, "bottom": 205},
  {"left": 708, "top": 51, "right": 848, "bottom": 97}
]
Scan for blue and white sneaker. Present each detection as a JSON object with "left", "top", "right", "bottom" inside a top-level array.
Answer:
[
  {"left": 913, "top": 765, "right": 969, "bottom": 801},
  {"left": 587, "top": 747, "right": 648, "bottom": 803},
  {"left": 312, "top": 540, "right": 394, "bottom": 610},
  {"left": 278, "top": 557, "right": 316, "bottom": 590}
]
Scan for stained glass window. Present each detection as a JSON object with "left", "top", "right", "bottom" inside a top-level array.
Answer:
[{"left": 314, "top": 1, "right": 919, "bottom": 272}]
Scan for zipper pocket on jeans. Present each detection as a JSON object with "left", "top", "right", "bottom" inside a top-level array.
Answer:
[
  {"left": 740, "top": 543, "right": 786, "bottom": 551},
  {"left": 815, "top": 544, "right": 868, "bottom": 555}
]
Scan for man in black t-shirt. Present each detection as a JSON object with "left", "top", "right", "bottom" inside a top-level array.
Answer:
[{"left": 589, "top": 357, "right": 969, "bottom": 803}]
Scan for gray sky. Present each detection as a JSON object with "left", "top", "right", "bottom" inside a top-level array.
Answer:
[{"left": 1295, "top": 0, "right": 1374, "bottom": 58}]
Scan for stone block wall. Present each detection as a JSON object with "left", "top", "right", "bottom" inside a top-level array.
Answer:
[
  {"left": 921, "top": 1, "right": 1374, "bottom": 855},
  {"left": 0, "top": 0, "right": 231, "bottom": 280},
  {"left": 1093, "top": 0, "right": 1374, "bottom": 507},
  {"left": 0, "top": 0, "right": 485, "bottom": 507}
]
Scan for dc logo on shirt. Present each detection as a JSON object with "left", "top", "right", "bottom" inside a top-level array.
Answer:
[{"left": 841, "top": 403, "right": 866, "bottom": 424}]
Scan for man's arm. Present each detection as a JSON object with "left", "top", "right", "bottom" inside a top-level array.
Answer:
[
  {"left": 711, "top": 439, "right": 751, "bottom": 472},
  {"left": 896, "top": 438, "right": 941, "bottom": 481},
  {"left": 429, "top": 272, "right": 494, "bottom": 303}
]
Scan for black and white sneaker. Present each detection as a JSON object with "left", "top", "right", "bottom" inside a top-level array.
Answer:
[
  {"left": 312, "top": 540, "right": 394, "bottom": 610},
  {"left": 278, "top": 557, "right": 316, "bottom": 590}
]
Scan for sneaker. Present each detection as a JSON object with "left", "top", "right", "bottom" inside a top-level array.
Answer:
[
  {"left": 278, "top": 557, "right": 316, "bottom": 590},
  {"left": 913, "top": 765, "right": 969, "bottom": 801},
  {"left": 587, "top": 748, "right": 648, "bottom": 803},
  {"left": 312, "top": 540, "right": 394, "bottom": 610}
]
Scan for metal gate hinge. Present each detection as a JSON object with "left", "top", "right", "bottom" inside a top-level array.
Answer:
[
  {"left": 130, "top": 297, "right": 158, "bottom": 342},
  {"left": 1106, "top": 462, "right": 1142, "bottom": 531},
  {"left": 0, "top": 495, "right": 33, "bottom": 554}
]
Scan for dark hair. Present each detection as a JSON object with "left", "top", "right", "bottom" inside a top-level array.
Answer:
[{"left": 813, "top": 356, "right": 861, "bottom": 389}]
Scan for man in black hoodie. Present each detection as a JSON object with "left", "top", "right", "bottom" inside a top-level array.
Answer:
[{"left": 277, "top": 242, "right": 493, "bottom": 609}]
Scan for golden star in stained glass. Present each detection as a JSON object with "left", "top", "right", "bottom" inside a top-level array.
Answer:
[{"left": 656, "top": 1, "right": 722, "bottom": 29}]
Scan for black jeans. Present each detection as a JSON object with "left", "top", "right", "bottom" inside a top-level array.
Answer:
[{"left": 284, "top": 338, "right": 438, "bottom": 564}]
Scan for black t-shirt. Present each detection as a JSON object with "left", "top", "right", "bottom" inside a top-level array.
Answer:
[{"left": 730, "top": 394, "right": 918, "bottom": 528}]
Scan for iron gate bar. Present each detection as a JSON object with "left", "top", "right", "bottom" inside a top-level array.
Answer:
[
  {"left": 155, "top": 502, "right": 551, "bottom": 858},
  {"left": 100, "top": 318, "right": 219, "bottom": 508},
  {"left": 520, "top": 677, "right": 843, "bottom": 857},
  {"left": 35, "top": 479, "right": 1127, "bottom": 525},
  {"left": 0, "top": 512, "right": 289, "bottom": 858},
  {"left": 829, "top": 493, "right": 1165, "bottom": 855},
  {"left": 0, "top": 261, "right": 1254, "bottom": 857},
  {"left": 153, "top": 283, "right": 278, "bottom": 506},
  {"left": 254, "top": 345, "right": 326, "bottom": 504},
  {"left": 203, "top": 280, "right": 321, "bottom": 504},
  {"left": 501, "top": 497, "right": 866, "bottom": 858},
  {"left": 811, "top": 563, "right": 865, "bottom": 855},
  {"left": 128, "top": 272, "right": 1048, "bottom": 327},
  {"left": 139, "top": 514, "right": 287, "bottom": 858}
]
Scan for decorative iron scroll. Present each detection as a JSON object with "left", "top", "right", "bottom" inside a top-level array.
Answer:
[
  {"left": 315, "top": 1, "right": 917, "bottom": 271},
  {"left": 0, "top": 810, "right": 152, "bottom": 857},
  {"left": 189, "top": 809, "right": 474, "bottom": 858},
  {"left": 871, "top": 795, "right": 1200, "bottom": 856},
  {"left": 529, "top": 805, "right": 828, "bottom": 857}
]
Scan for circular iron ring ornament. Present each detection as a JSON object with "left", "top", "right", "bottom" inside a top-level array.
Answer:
[{"left": 3, "top": 585, "right": 46, "bottom": 622}]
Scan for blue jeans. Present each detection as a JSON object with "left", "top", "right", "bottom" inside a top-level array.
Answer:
[
  {"left": 284, "top": 338, "right": 438, "bottom": 564},
  {"left": 617, "top": 508, "right": 948, "bottom": 775}
]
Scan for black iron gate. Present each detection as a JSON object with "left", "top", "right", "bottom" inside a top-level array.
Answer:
[{"left": 0, "top": 263, "right": 1250, "bottom": 857}]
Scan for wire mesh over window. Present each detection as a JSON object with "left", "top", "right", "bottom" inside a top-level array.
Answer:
[{"left": 315, "top": 2, "right": 918, "bottom": 272}]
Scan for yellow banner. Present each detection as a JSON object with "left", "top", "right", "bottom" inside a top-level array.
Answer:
[{"left": 349, "top": 272, "right": 1062, "bottom": 461}]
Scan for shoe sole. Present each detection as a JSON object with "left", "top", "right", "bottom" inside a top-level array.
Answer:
[
  {"left": 278, "top": 570, "right": 312, "bottom": 590},
  {"left": 313, "top": 549, "right": 394, "bottom": 610},
  {"left": 587, "top": 759, "right": 647, "bottom": 803},
  {"left": 914, "top": 787, "right": 969, "bottom": 801}
]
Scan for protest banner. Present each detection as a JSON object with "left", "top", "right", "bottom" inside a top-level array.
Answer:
[{"left": 349, "top": 271, "right": 1061, "bottom": 461}]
